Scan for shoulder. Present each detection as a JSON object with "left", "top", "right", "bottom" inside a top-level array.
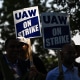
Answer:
[
  {"left": 47, "top": 67, "right": 59, "bottom": 77},
  {"left": 47, "top": 66, "right": 59, "bottom": 76},
  {"left": 46, "top": 67, "right": 59, "bottom": 80}
]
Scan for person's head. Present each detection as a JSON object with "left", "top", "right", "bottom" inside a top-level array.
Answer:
[
  {"left": 60, "top": 44, "right": 76, "bottom": 66},
  {"left": 5, "top": 36, "right": 20, "bottom": 61},
  {"left": 17, "top": 37, "right": 29, "bottom": 60},
  {"left": 75, "top": 45, "right": 80, "bottom": 57}
]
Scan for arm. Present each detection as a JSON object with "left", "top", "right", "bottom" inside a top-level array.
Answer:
[{"left": 0, "top": 53, "right": 15, "bottom": 80}]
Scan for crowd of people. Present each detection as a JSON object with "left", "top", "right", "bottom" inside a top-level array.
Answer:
[{"left": 0, "top": 35, "right": 80, "bottom": 80}]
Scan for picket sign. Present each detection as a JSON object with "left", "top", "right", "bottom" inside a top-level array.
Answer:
[
  {"left": 13, "top": 6, "right": 41, "bottom": 38},
  {"left": 41, "top": 12, "right": 71, "bottom": 80},
  {"left": 13, "top": 6, "right": 41, "bottom": 67},
  {"left": 41, "top": 12, "right": 71, "bottom": 49}
]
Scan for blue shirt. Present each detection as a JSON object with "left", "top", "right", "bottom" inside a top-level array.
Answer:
[
  {"left": 46, "top": 65, "right": 80, "bottom": 80},
  {"left": 4, "top": 56, "right": 21, "bottom": 80}
]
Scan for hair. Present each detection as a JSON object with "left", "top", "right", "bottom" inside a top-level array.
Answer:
[{"left": 5, "top": 35, "right": 16, "bottom": 49}]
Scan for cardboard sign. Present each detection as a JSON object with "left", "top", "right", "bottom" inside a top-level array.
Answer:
[
  {"left": 41, "top": 12, "right": 71, "bottom": 49},
  {"left": 13, "top": 6, "right": 41, "bottom": 38}
]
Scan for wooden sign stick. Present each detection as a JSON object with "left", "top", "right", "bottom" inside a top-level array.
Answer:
[{"left": 56, "top": 50, "right": 64, "bottom": 80}]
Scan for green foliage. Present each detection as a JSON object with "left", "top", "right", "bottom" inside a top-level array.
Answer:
[{"left": 0, "top": 0, "right": 80, "bottom": 73}]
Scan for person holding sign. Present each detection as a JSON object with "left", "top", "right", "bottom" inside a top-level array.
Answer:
[
  {"left": 0, "top": 35, "right": 47, "bottom": 80},
  {"left": 17, "top": 37, "right": 47, "bottom": 80},
  {"left": 0, "top": 36, "right": 21, "bottom": 80},
  {"left": 46, "top": 44, "right": 80, "bottom": 80}
]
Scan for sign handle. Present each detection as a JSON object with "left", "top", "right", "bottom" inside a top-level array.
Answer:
[{"left": 56, "top": 50, "right": 64, "bottom": 80}]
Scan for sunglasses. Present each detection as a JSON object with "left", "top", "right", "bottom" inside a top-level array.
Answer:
[{"left": 18, "top": 42, "right": 28, "bottom": 47}]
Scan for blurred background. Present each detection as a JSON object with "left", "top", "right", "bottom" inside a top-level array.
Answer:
[{"left": 0, "top": 0, "right": 80, "bottom": 71}]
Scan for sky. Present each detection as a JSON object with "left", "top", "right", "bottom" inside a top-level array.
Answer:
[
  {"left": 72, "top": 33, "right": 80, "bottom": 45},
  {"left": 0, "top": 1, "right": 3, "bottom": 8}
]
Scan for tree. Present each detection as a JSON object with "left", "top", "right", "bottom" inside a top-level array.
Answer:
[{"left": 0, "top": 0, "right": 80, "bottom": 71}]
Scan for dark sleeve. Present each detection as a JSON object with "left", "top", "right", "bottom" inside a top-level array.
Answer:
[
  {"left": 33, "top": 55, "right": 47, "bottom": 74},
  {"left": 0, "top": 54, "right": 15, "bottom": 80},
  {"left": 0, "top": 68, "right": 3, "bottom": 80}
]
